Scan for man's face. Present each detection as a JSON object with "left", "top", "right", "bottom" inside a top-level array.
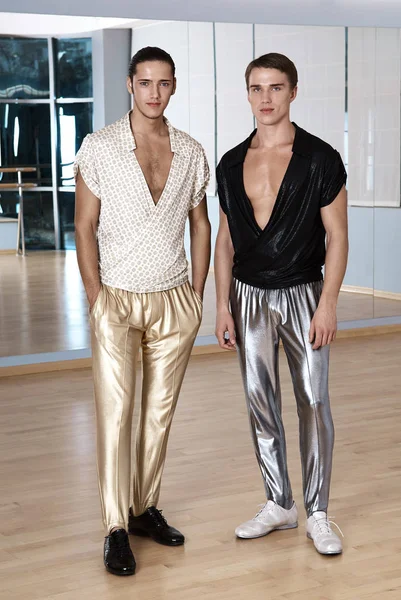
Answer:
[
  {"left": 127, "top": 60, "right": 176, "bottom": 119},
  {"left": 247, "top": 67, "right": 297, "bottom": 126}
]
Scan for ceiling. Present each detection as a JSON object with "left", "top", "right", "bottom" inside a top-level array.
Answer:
[
  {"left": 0, "top": 13, "right": 145, "bottom": 36},
  {"left": 0, "top": 0, "right": 401, "bottom": 28}
]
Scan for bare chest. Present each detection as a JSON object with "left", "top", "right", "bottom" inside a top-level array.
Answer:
[
  {"left": 243, "top": 147, "right": 293, "bottom": 230},
  {"left": 134, "top": 139, "right": 174, "bottom": 205}
]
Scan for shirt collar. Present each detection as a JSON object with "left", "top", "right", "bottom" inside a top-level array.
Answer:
[
  {"left": 120, "top": 111, "right": 178, "bottom": 153},
  {"left": 227, "top": 122, "right": 313, "bottom": 167},
  {"left": 292, "top": 123, "right": 315, "bottom": 157}
]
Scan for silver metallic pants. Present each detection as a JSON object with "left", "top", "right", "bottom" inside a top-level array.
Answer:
[{"left": 230, "top": 279, "right": 334, "bottom": 516}]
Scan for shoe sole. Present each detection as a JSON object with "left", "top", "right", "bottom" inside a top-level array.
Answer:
[
  {"left": 129, "top": 528, "right": 184, "bottom": 546},
  {"left": 306, "top": 532, "right": 343, "bottom": 555},
  {"left": 236, "top": 522, "right": 298, "bottom": 539},
  {"left": 105, "top": 565, "right": 136, "bottom": 576}
]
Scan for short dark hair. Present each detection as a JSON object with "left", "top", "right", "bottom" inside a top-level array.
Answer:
[
  {"left": 245, "top": 53, "right": 298, "bottom": 90},
  {"left": 128, "top": 46, "right": 176, "bottom": 80}
]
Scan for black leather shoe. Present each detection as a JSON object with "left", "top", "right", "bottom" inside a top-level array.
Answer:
[
  {"left": 128, "top": 506, "right": 185, "bottom": 546},
  {"left": 104, "top": 529, "right": 136, "bottom": 576}
]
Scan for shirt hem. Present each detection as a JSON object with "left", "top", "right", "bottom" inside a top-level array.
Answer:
[
  {"left": 232, "top": 272, "right": 324, "bottom": 291},
  {"left": 100, "top": 275, "right": 189, "bottom": 294}
]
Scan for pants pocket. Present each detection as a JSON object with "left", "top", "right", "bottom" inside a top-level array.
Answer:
[
  {"left": 89, "top": 285, "right": 103, "bottom": 317},
  {"left": 193, "top": 288, "right": 203, "bottom": 307}
]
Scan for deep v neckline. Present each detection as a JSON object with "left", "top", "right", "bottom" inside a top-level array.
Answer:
[
  {"left": 133, "top": 150, "right": 175, "bottom": 209},
  {"left": 241, "top": 151, "right": 295, "bottom": 235}
]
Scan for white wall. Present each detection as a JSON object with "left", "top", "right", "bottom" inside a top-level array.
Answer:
[
  {"left": 92, "top": 29, "right": 131, "bottom": 130},
  {"left": 374, "top": 28, "right": 401, "bottom": 208},
  {"left": 343, "top": 207, "right": 374, "bottom": 289},
  {"left": 347, "top": 28, "right": 375, "bottom": 208},
  {"left": 215, "top": 23, "right": 254, "bottom": 160},
  {"left": 255, "top": 25, "right": 345, "bottom": 157},
  {"left": 343, "top": 206, "right": 401, "bottom": 295},
  {"left": 131, "top": 22, "right": 346, "bottom": 181},
  {"left": 129, "top": 20, "right": 401, "bottom": 298},
  {"left": 345, "top": 27, "right": 401, "bottom": 297},
  {"left": 188, "top": 22, "right": 216, "bottom": 192},
  {"left": 348, "top": 27, "right": 401, "bottom": 208},
  {"left": 374, "top": 207, "right": 401, "bottom": 293},
  {"left": 132, "top": 21, "right": 216, "bottom": 193},
  {"left": 131, "top": 21, "right": 190, "bottom": 133}
]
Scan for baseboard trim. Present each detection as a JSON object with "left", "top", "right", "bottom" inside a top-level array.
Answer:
[
  {"left": 0, "top": 249, "right": 16, "bottom": 256},
  {"left": 341, "top": 284, "right": 373, "bottom": 295},
  {"left": 336, "top": 323, "right": 401, "bottom": 338},
  {"left": 0, "top": 358, "right": 93, "bottom": 377},
  {"left": 339, "top": 284, "right": 401, "bottom": 301},
  {"left": 373, "top": 289, "right": 401, "bottom": 301},
  {"left": 1, "top": 322, "right": 400, "bottom": 378}
]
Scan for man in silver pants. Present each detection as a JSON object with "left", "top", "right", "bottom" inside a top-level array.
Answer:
[{"left": 214, "top": 53, "right": 348, "bottom": 555}]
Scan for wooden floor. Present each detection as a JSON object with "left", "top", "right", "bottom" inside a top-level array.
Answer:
[
  {"left": 1, "top": 251, "right": 401, "bottom": 357},
  {"left": 0, "top": 333, "right": 400, "bottom": 599}
]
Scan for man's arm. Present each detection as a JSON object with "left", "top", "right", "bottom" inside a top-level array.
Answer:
[
  {"left": 188, "top": 196, "right": 211, "bottom": 299},
  {"left": 309, "top": 185, "right": 348, "bottom": 350},
  {"left": 214, "top": 208, "right": 236, "bottom": 350},
  {"left": 74, "top": 169, "right": 101, "bottom": 309}
]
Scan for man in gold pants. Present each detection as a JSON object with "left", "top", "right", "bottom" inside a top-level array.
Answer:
[{"left": 74, "top": 47, "right": 211, "bottom": 576}]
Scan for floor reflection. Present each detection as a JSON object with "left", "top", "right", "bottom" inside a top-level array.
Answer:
[{"left": 1, "top": 251, "right": 401, "bottom": 357}]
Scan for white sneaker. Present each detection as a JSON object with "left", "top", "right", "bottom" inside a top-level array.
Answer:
[
  {"left": 235, "top": 501, "right": 298, "bottom": 539},
  {"left": 306, "top": 511, "right": 343, "bottom": 555}
]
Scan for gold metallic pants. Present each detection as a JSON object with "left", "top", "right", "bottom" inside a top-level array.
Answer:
[{"left": 90, "top": 281, "right": 202, "bottom": 533}]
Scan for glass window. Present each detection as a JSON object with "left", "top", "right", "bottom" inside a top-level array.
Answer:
[
  {"left": 0, "top": 37, "right": 49, "bottom": 99},
  {"left": 57, "top": 102, "right": 93, "bottom": 187},
  {"left": 55, "top": 38, "right": 93, "bottom": 98},
  {"left": 58, "top": 191, "right": 76, "bottom": 250},
  {"left": 0, "top": 103, "right": 52, "bottom": 186},
  {"left": 0, "top": 190, "right": 55, "bottom": 249}
]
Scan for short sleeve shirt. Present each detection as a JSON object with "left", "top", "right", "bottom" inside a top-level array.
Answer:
[
  {"left": 216, "top": 123, "right": 347, "bottom": 289},
  {"left": 74, "top": 112, "right": 210, "bottom": 293}
]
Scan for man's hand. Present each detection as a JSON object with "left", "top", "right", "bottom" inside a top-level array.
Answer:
[
  {"left": 309, "top": 304, "right": 337, "bottom": 350},
  {"left": 88, "top": 284, "right": 102, "bottom": 311},
  {"left": 192, "top": 286, "right": 204, "bottom": 301},
  {"left": 215, "top": 308, "right": 236, "bottom": 350}
]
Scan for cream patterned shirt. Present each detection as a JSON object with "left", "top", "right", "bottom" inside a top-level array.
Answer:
[{"left": 74, "top": 112, "right": 210, "bottom": 292}]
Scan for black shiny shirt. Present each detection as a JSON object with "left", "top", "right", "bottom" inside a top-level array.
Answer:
[{"left": 216, "top": 123, "right": 347, "bottom": 289}]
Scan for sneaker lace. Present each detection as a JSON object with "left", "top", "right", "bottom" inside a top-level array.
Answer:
[
  {"left": 313, "top": 515, "right": 344, "bottom": 538},
  {"left": 253, "top": 502, "right": 274, "bottom": 522}
]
